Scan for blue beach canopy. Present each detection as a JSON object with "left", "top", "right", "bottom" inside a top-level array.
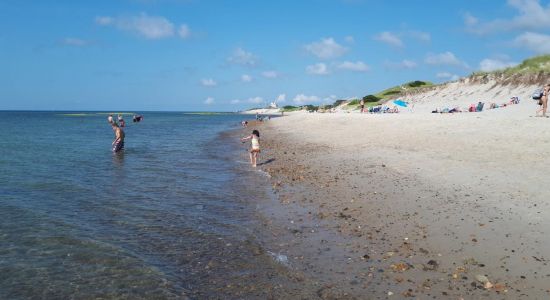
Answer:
[{"left": 393, "top": 99, "right": 408, "bottom": 107}]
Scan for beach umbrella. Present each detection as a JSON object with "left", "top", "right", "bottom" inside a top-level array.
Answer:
[{"left": 393, "top": 99, "right": 408, "bottom": 107}]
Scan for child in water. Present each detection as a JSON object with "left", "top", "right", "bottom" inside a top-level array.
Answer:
[{"left": 241, "top": 130, "right": 260, "bottom": 167}]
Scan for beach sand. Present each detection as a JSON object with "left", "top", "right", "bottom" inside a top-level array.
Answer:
[{"left": 244, "top": 93, "right": 550, "bottom": 299}]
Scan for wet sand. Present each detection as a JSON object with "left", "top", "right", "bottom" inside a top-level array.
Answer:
[{"left": 243, "top": 108, "right": 550, "bottom": 299}]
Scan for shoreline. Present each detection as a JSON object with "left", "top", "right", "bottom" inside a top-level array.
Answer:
[{"left": 246, "top": 110, "right": 550, "bottom": 299}]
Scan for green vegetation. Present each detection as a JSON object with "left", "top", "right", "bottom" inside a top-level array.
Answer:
[
  {"left": 374, "top": 80, "right": 433, "bottom": 101},
  {"left": 281, "top": 105, "right": 301, "bottom": 112},
  {"left": 472, "top": 55, "right": 550, "bottom": 77},
  {"left": 504, "top": 55, "right": 550, "bottom": 74},
  {"left": 362, "top": 95, "right": 381, "bottom": 102}
]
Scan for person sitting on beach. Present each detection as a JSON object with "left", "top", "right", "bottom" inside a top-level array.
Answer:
[
  {"left": 448, "top": 106, "right": 462, "bottom": 113},
  {"left": 111, "top": 122, "right": 125, "bottom": 153},
  {"left": 241, "top": 130, "right": 260, "bottom": 167},
  {"left": 476, "top": 102, "right": 484, "bottom": 112}
]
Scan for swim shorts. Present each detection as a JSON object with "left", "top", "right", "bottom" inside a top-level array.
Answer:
[{"left": 112, "top": 141, "right": 124, "bottom": 152}]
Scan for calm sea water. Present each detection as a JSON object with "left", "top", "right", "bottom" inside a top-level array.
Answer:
[{"left": 0, "top": 111, "right": 292, "bottom": 299}]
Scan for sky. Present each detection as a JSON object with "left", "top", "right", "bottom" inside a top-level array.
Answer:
[{"left": 1, "top": 0, "right": 549, "bottom": 111}]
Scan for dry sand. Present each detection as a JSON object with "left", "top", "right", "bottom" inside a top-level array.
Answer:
[{"left": 243, "top": 83, "right": 550, "bottom": 299}]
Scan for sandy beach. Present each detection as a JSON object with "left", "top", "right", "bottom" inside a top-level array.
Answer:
[{"left": 244, "top": 83, "right": 550, "bottom": 299}]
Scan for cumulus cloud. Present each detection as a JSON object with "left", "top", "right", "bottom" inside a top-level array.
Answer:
[
  {"left": 178, "top": 24, "right": 191, "bottom": 39},
  {"left": 479, "top": 58, "right": 519, "bottom": 72},
  {"left": 293, "top": 94, "right": 320, "bottom": 105},
  {"left": 407, "top": 30, "right": 431, "bottom": 42},
  {"left": 463, "top": 12, "right": 478, "bottom": 27},
  {"left": 514, "top": 31, "right": 550, "bottom": 54},
  {"left": 200, "top": 78, "right": 217, "bottom": 87},
  {"left": 436, "top": 72, "right": 460, "bottom": 81},
  {"left": 262, "top": 70, "right": 279, "bottom": 78},
  {"left": 323, "top": 95, "right": 337, "bottom": 102},
  {"left": 375, "top": 31, "right": 403, "bottom": 47},
  {"left": 306, "top": 63, "right": 330, "bottom": 75},
  {"left": 227, "top": 48, "right": 258, "bottom": 67},
  {"left": 62, "top": 38, "right": 91, "bottom": 47},
  {"left": 95, "top": 13, "right": 177, "bottom": 39},
  {"left": 336, "top": 61, "right": 369, "bottom": 72},
  {"left": 204, "top": 97, "right": 214, "bottom": 105},
  {"left": 276, "top": 94, "right": 286, "bottom": 103},
  {"left": 230, "top": 99, "right": 241, "bottom": 104},
  {"left": 425, "top": 52, "right": 469, "bottom": 68},
  {"left": 95, "top": 16, "right": 113, "bottom": 25},
  {"left": 466, "top": 0, "right": 550, "bottom": 34},
  {"left": 247, "top": 96, "right": 264, "bottom": 104},
  {"left": 385, "top": 59, "right": 418, "bottom": 69},
  {"left": 241, "top": 74, "right": 252, "bottom": 82},
  {"left": 304, "top": 38, "right": 348, "bottom": 59}
]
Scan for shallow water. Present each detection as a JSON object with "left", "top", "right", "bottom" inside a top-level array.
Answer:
[{"left": 0, "top": 111, "right": 307, "bottom": 299}]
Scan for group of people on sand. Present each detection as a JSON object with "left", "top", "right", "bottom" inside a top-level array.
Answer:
[
  {"left": 367, "top": 105, "right": 400, "bottom": 114},
  {"left": 432, "top": 97, "right": 521, "bottom": 114}
]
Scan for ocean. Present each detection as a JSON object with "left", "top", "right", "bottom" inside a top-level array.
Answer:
[{"left": 0, "top": 111, "right": 303, "bottom": 299}]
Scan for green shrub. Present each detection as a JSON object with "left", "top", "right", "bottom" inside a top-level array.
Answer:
[
  {"left": 332, "top": 99, "right": 347, "bottom": 107},
  {"left": 348, "top": 99, "right": 360, "bottom": 106},
  {"left": 362, "top": 95, "right": 381, "bottom": 102}
]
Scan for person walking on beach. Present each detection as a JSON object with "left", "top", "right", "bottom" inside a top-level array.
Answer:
[
  {"left": 359, "top": 99, "right": 365, "bottom": 113},
  {"left": 111, "top": 122, "right": 125, "bottom": 152},
  {"left": 241, "top": 130, "right": 260, "bottom": 167},
  {"left": 536, "top": 84, "right": 550, "bottom": 117}
]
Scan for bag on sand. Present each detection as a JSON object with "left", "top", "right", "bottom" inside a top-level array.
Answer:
[{"left": 532, "top": 89, "right": 544, "bottom": 100}]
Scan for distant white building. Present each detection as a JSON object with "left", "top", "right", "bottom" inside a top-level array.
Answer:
[{"left": 269, "top": 101, "right": 278, "bottom": 109}]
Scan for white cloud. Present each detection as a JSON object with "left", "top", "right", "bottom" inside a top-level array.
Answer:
[
  {"left": 463, "top": 12, "right": 478, "bottom": 26},
  {"left": 375, "top": 31, "right": 403, "bottom": 47},
  {"left": 436, "top": 72, "right": 460, "bottom": 81},
  {"left": 425, "top": 51, "right": 469, "bottom": 68},
  {"left": 293, "top": 94, "right": 320, "bottom": 105},
  {"left": 479, "top": 58, "right": 519, "bottom": 72},
  {"left": 514, "top": 31, "right": 550, "bottom": 54},
  {"left": 178, "top": 24, "right": 191, "bottom": 39},
  {"left": 200, "top": 78, "right": 217, "bottom": 87},
  {"left": 95, "top": 16, "right": 113, "bottom": 25},
  {"left": 337, "top": 61, "right": 369, "bottom": 72},
  {"left": 230, "top": 99, "right": 241, "bottom": 104},
  {"left": 345, "top": 35, "right": 355, "bottom": 43},
  {"left": 96, "top": 13, "right": 176, "bottom": 39},
  {"left": 241, "top": 74, "right": 252, "bottom": 82},
  {"left": 323, "top": 95, "right": 337, "bottom": 102},
  {"left": 466, "top": 0, "right": 550, "bottom": 34},
  {"left": 306, "top": 63, "right": 330, "bottom": 75},
  {"left": 247, "top": 96, "right": 264, "bottom": 104},
  {"left": 407, "top": 30, "right": 431, "bottom": 42},
  {"left": 262, "top": 70, "right": 279, "bottom": 78},
  {"left": 385, "top": 60, "right": 418, "bottom": 69},
  {"left": 62, "top": 38, "right": 90, "bottom": 47},
  {"left": 227, "top": 48, "right": 258, "bottom": 67},
  {"left": 276, "top": 94, "right": 286, "bottom": 103},
  {"left": 304, "top": 38, "right": 348, "bottom": 59},
  {"left": 204, "top": 97, "right": 214, "bottom": 105}
]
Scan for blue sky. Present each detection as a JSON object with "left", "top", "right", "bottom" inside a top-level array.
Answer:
[{"left": 1, "top": 0, "right": 549, "bottom": 111}]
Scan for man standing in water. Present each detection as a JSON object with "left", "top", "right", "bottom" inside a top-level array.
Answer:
[{"left": 111, "top": 122, "right": 125, "bottom": 152}]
